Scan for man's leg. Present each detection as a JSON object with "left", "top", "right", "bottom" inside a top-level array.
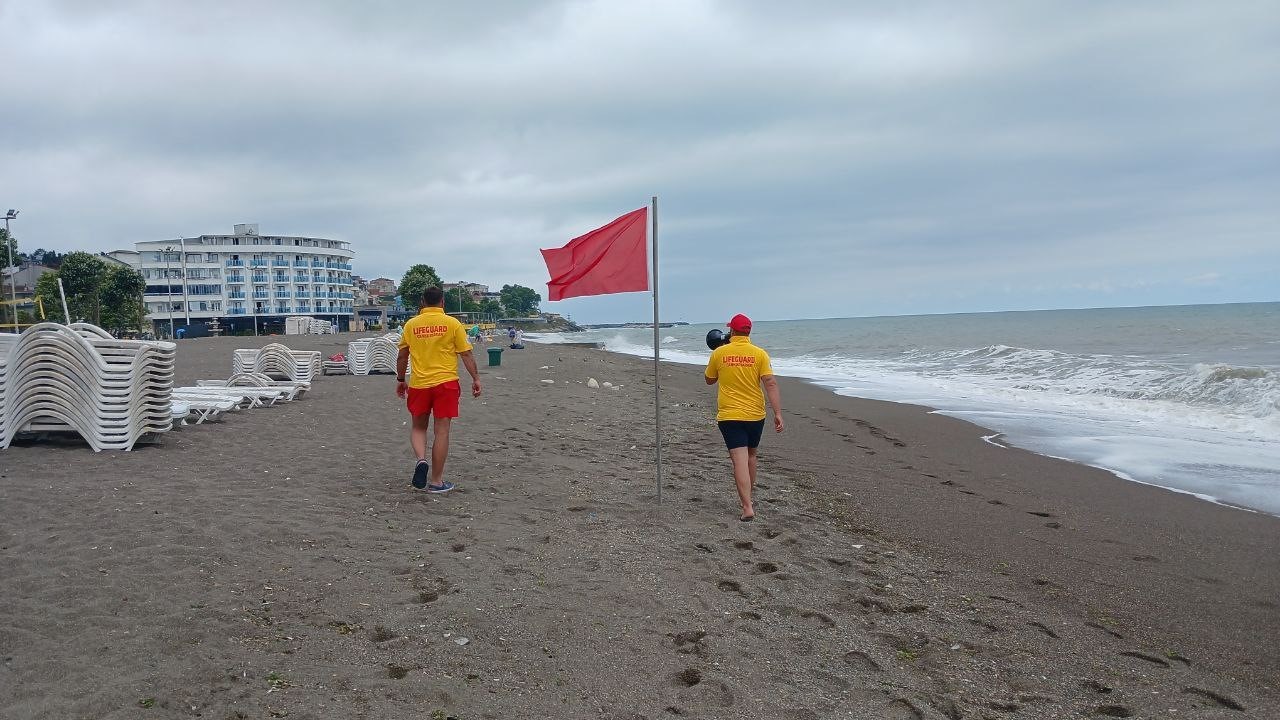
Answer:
[
  {"left": 411, "top": 413, "right": 430, "bottom": 461},
  {"left": 429, "top": 417, "right": 452, "bottom": 486},
  {"left": 729, "top": 446, "right": 753, "bottom": 519},
  {"left": 747, "top": 447, "right": 759, "bottom": 489},
  {"left": 409, "top": 411, "right": 432, "bottom": 488}
]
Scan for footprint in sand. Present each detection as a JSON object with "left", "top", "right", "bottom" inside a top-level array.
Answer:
[
  {"left": 842, "top": 650, "right": 881, "bottom": 672},
  {"left": 882, "top": 698, "right": 924, "bottom": 719},
  {"left": 1118, "top": 650, "right": 1169, "bottom": 667},
  {"left": 1182, "top": 687, "right": 1245, "bottom": 711},
  {"left": 716, "top": 579, "right": 745, "bottom": 595}
]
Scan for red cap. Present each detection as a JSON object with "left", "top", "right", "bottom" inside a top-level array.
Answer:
[{"left": 727, "top": 313, "right": 752, "bottom": 332}]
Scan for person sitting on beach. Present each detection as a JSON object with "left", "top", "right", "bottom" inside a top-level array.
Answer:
[
  {"left": 396, "top": 286, "right": 483, "bottom": 494},
  {"left": 704, "top": 313, "right": 784, "bottom": 521}
]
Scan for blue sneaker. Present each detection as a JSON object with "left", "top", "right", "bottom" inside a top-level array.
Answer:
[
  {"left": 426, "top": 481, "right": 455, "bottom": 494},
  {"left": 411, "top": 461, "right": 429, "bottom": 489}
]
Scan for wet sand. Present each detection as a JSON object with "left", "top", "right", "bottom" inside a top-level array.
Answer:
[{"left": 1, "top": 334, "right": 1277, "bottom": 719}]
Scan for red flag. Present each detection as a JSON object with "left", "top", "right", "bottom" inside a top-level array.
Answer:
[{"left": 541, "top": 208, "right": 649, "bottom": 301}]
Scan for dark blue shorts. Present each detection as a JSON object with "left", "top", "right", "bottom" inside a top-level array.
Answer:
[{"left": 718, "top": 419, "right": 765, "bottom": 450}]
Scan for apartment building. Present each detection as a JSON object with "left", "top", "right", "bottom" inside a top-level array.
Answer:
[{"left": 117, "top": 224, "right": 355, "bottom": 335}]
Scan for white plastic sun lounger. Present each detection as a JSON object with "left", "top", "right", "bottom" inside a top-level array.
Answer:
[
  {"left": 173, "top": 387, "right": 291, "bottom": 408},
  {"left": 171, "top": 396, "right": 239, "bottom": 424}
]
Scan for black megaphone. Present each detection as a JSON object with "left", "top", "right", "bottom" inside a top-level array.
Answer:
[{"left": 706, "top": 328, "right": 730, "bottom": 350}]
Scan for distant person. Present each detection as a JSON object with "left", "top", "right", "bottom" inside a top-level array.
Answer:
[
  {"left": 396, "top": 286, "right": 483, "bottom": 493},
  {"left": 704, "top": 314, "right": 783, "bottom": 521},
  {"left": 507, "top": 326, "right": 516, "bottom": 344},
  {"left": 513, "top": 328, "right": 525, "bottom": 348}
]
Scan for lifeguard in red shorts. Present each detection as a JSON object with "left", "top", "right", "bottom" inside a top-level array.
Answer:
[{"left": 396, "top": 286, "right": 482, "bottom": 493}]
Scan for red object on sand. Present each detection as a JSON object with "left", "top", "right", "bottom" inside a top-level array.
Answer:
[
  {"left": 541, "top": 207, "right": 649, "bottom": 301},
  {"left": 329, "top": 353, "right": 345, "bottom": 362}
]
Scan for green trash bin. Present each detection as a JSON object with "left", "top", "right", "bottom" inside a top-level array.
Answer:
[{"left": 487, "top": 347, "right": 503, "bottom": 367}]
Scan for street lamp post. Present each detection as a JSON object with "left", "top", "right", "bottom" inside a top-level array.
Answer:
[
  {"left": 4, "top": 209, "right": 17, "bottom": 333},
  {"left": 163, "top": 246, "right": 176, "bottom": 339}
]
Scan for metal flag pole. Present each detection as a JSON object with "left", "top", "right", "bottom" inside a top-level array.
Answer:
[{"left": 651, "top": 195, "right": 662, "bottom": 504}]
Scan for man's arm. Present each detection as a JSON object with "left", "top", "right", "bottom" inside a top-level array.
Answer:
[
  {"left": 762, "top": 374, "right": 784, "bottom": 432},
  {"left": 705, "top": 374, "right": 717, "bottom": 385},
  {"left": 395, "top": 347, "right": 410, "bottom": 398},
  {"left": 460, "top": 350, "right": 482, "bottom": 397}
]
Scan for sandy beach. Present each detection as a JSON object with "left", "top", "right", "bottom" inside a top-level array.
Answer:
[{"left": 1, "top": 334, "right": 1277, "bottom": 719}]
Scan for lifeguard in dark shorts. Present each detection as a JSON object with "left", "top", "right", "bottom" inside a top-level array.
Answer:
[
  {"left": 704, "top": 313, "right": 784, "bottom": 521},
  {"left": 396, "top": 286, "right": 482, "bottom": 493}
]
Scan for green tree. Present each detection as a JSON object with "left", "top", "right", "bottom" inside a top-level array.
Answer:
[
  {"left": 499, "top": 284, "right": 541, "bottom": 316},
  {"left": 57, "top": 252, "right": 108, "bottom": 323},
  {"left": 99, "top": 265, "right": 146, "bottom": 335},
  {"left": 445, "top": 287, "right": 479, "bottom": 314},
  {"left": 1, "top": 228, "right": 19, "bottom": 266},
  {"left": 26, "top": 248, "right": 65, "bottom": 267},
  {"left": 478, "top": 298, "right": 502, "bottom": 316},
  {"left": 34, "top": 269, "right": 66, "bottom": 323},
  {"left": 398, "top": 264, "right": 443, "bottom": 309}
]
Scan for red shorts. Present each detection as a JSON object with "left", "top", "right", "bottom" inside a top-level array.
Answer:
[{"left": 406, "top": 380, "right": 461, "bottom": 419}]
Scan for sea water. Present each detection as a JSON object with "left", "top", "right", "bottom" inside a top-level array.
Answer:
[{"left": 529, "top": 302, "right": 1280, "bottom": 516}]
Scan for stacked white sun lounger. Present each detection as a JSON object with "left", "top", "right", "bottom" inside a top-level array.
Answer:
[
  {"left": 346, "top": 335, "right": 399, "bottom": 375},
  {"left": 231, "top": 343, "right": 321, "bottom": 383},
  {"left": 284, "top": 316, "right": 334, "bottom": 335},
  {"left": 0, "top": 323, "right": 177, "bottom": 451}
]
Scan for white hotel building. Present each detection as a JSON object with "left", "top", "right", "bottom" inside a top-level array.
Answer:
[{"left": 116, "top": 224, "right": 355, "bottom": 335}]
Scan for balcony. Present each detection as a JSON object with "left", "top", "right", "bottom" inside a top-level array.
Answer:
[
  {"left": 228, "top": 308, "right": 247, "bottom": 315},
  {"left": 225, "top": 259, "right": 244, "bottom": 267},
  {"left": 227, "top": 275, "right": 245, "bottom": 284},
  {"left": 250, "top": 259, "right": 268, "bottom": 267},
  {"left": 293, "top": 275, "right": 308, "bottom": 283},
  {"left": 340, "top": 263, "right": 352, "bottom": 271},
  {"left": 313, "top": 291, "right": 328, "bottom": 299},
  {"left": 271, "top": 259, "right": 289, "bottom": 267},
  {"left": 311, "top": 260, "right": 324, "bottom": 267},
  {"left": 252, "top": 293, "right": 270, "bottom": 301},
  {"left": 295, "top": 290, "right": 310, "bottom": 298},
  {"left": 274, "top": 291, "right": 290, "bottom": 299},
  {"left": 275, "top": 306, "right": 292, "bottom": 314},
  {"left": 293, "top": 259, "right": 308, "bottom": 267},
  {"left": 296, "top": 305, "right": 312, "bottom": 313},
  {"left": 251, "top": 275, "right": 268, "bottom": 284},
  {"left": 325, "top": 262, "right": 340, "bottom": 269},
  {"left": 228, "top": 291, "right": 246, "bottom": 299}
]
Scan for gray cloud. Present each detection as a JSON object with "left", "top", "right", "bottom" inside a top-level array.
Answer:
[{"left": 2, "top": 0, "right": 1276, "bottom": 323}]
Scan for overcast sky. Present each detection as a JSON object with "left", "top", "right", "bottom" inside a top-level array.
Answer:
[{"left": 3, "top": 1, "right": 1277, "bottom": 323}]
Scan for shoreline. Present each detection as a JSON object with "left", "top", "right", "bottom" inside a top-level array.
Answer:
[
  {"left": 2, "top": 334, "right": 1277, "bottom": 718},
  {"left": 536, "top": 337, "right": 1280, "bottom": 520}
]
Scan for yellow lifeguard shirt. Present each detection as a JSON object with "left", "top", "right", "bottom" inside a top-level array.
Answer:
[
  {"left": 399, "top": 307, "right": 473, "bottom": 389},
  {"left": 705, "top": 336, "right": 773, "bottom": 421}
]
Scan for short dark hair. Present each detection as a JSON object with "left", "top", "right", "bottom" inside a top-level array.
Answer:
[{"left": 423, "top": 286, "right": 445, "bottom": 306}]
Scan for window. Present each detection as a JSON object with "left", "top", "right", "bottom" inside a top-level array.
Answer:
[
  {"left": 206, "top": 253, "right": 217, "bottom": 262},
  {"left": 186, "top": 253, "right": 200, "bottom": 263},
  {"left": 211, "top": 301, "right": 222, "bottom": 311}
]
